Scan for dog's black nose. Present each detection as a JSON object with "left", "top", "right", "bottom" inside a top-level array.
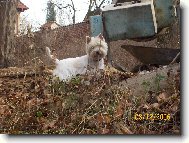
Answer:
[{"left": 96, "top": 51, "right": 100, "bottom": 55}]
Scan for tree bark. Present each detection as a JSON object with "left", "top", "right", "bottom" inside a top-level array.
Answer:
[{"left": 0, "top": 0, "right": 17, "bottom": 68}]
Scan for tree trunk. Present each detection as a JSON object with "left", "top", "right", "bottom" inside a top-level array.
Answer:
[
  {"left": 84, "top": 0, "right": 105, "bottom": 21},
  {"left": 0, "top": 0, "right": 17, "bottom": 68}
]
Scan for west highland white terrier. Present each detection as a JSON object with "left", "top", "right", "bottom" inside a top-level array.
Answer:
[{"left": 46, "top": 33, "right": 108, "bottom": 81}]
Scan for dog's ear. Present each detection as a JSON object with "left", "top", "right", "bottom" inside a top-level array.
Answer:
[
  {"left": 98, "top": 33, "right": 105, "bottom": 41},
  {"left": 86, "top": 36, "right": 91, "bottom": 44}
]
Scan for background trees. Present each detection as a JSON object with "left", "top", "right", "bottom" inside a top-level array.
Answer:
[
  {"left": 0, "top": 0, "right": 112, "bottom": 67},
  {"left": 84, "top": 0, "right": 111, "bottom": 20},
  {"left": 51, "top": 0, "right": 112, "bottom": 25},
  {"left": 46, "top": 0, "right": 56, "bottom": 22}
]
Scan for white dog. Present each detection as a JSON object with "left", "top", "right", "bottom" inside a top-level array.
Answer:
[{"left": 46, "top": 34, "right": 108, "bottom": 81}]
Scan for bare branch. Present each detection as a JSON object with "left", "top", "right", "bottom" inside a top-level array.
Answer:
[
  {"left": 70, "top": 0, "right": 76, "bottom": 24},
  {"left": 51, "top": 0, "right": 76, "bottom": 24},
  {"left": 99, "top": 0, "right": 106, "bottom": 8},
  {"left": 53, "top": 2, "right": 73, "bottom": 10},
  {"left": 70, "top": 0, "right": 75, "bottom": 10},
  {"left": 94, "top": 0, "right": 98, "bottom": 8}
]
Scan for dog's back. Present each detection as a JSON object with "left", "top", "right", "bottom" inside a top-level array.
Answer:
[{"left": 53, "top": 55, "right": 89, "bottom": 81}]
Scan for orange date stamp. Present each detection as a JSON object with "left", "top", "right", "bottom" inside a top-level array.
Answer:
[{"left": 133, "top": 113, "right": 171, "bottom": 121}]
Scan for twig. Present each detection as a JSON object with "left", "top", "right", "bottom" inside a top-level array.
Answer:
[
  {"left": 114, "top": 122, "right": 133, "bottom": 134},
  {"left": 169, "top": 52, "right": 180, "bottom": 65},
  {"left": 71, "top": 99, "right": 99, "bottom": 134}
]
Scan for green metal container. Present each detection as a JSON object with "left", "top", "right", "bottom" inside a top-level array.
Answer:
[
  {"left": 101, "top": 0, "right": 176, "bottom": 41},
  {"left": 154, "top": 0, "right": 176, "bottom": 30}
]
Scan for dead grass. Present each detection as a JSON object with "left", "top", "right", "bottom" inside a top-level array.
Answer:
[{"left": 0, "top": 65, "right": 180, "bottom": 134}]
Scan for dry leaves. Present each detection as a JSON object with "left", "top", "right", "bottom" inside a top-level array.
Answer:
[{"left": 0, "top": 65, "right": 180, "bottom": 134}]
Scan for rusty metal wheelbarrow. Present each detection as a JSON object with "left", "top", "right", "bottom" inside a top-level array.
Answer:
[{"left": 121, "top": 45, "right": 180, "bottom": 65}]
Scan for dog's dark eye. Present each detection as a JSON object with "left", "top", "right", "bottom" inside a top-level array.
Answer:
[{"left": 91, "top": 46, "right": 94, "bottom": 49}]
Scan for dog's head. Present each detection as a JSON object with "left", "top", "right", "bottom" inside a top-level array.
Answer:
[{"left": 86, "top": 34, "right": 108, "bottom": 62}]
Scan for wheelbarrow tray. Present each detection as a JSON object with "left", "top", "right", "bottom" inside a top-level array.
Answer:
[{"left": 121, "top": 45, "right": 180, "bottom": 65}]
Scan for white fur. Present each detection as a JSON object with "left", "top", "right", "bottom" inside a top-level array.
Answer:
[
  {"left": 86, "top": 37, "right": 108, "bottom": 56},
  {"left": 53, "top": 55, "right": 104, "bottom": 81},
  {"left": 46, "top": 34, "right": 108, "bottom": 81}
]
